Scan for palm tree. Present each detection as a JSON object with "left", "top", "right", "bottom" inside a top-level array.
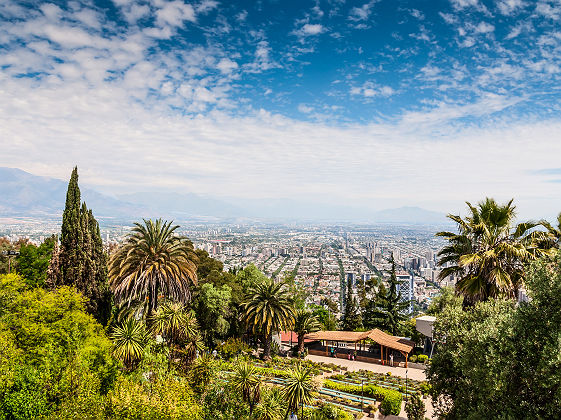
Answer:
[
  {"left": 540, "top": 212, "right": 561, "bottom": 247},
  {"left": 293, "top": 309, "right": 321, "bottom": 356},
  {"left": 230, "top": 360, "right": 261, "bottom": 414},
  {"left": 111, "top": 318, "right": 149, "bottom": 370},
  {"left": 437, "top": 198, "right": 553, "bottom": 302},
  {"left": 255, "top": 387, "right": 284, "bottom": 420},
  {"left": 108, "top": 219, "right": 198, "bottom": 318},
  {"left": 242, "top": 278, "right": 295, "bottom": 360},
  {"left": 282, "top": 363, "right": 316, "bottom": 419}
]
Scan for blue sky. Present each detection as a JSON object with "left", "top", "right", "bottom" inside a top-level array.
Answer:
[{"left": 1, "top": 0, "right": 561, "bottom": 220}]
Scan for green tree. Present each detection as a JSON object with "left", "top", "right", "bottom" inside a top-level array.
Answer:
[
  {"left": 193, "top": 282, "right": 232, "bottom": 347},
  {"left": 282, "top": 363, "right": 316, "bottom": 419},
  {"left": 426, "top": 286, "right": 463, "bottom": 315},
  {"left": 363, "top": 257, "right": 409, "bottom": 335},
  {"left": 342, "top": 276, "right": 363, "bottom": 330},
  {"left": 255, "top": 387, "right": 284, "bottom": 420},
  {"left": 15, "top": 235, "right": 55, "bottom": 287},
  {"left": 310, "top": 304, "right": 337, "bottom": 331},
  {"left": 428, "top": 251, "right": 561, "bottom": 418},
  {"left": 436, "top": 198, "right": 553, "bottom": 303},
  {"left": 405, "top": 393, "right": 426, "bottom": 420},
  {"left": 108, "top": 219, "right": 198, "bottom": 318},
  {"left": 242, "top": 278, "right": 295, "bottom": 360},
  {"left": 58, "top": 167, "right": 111, "bottom": 323},
  {"left": 293, "top": 309, "right": 321, "bottom": 354}
]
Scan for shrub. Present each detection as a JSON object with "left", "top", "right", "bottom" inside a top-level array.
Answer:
[
  {"left": 417, "top": 354, "right": 428, "bottom": 363},
  {"left": 323, "top": 380, "right": 402, "bottom": 415},
  {"left": 409, "top": 355, "right": 418, "bottom": 363},
  {"left": 217, "top": 338, "right": 251, "bottom": 360},
  {"left": 419, "top": 381, "right": 431, "bottom": 397}
]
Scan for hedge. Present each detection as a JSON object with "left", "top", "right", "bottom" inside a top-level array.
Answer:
[{"left": 323, "top": 380, "right": 402, "bottom": 415}]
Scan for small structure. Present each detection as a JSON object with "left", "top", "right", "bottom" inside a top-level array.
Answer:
[
  {"left": 415, "top": 315, "right": 436, "bottom": 356},
  {"left": 305, "top": 328, "right": 415, "bottom": 367}
]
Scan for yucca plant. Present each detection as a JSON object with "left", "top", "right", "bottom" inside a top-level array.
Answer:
[
  {"left": 282, "top": 363, "right": 316, "bottom": 419},
  {"left": 109, "top": 219, "right": 198, "bottom": 318},
  {"left": 189, "top": 353, "right": 217, "bottom": 394},
  {"left": 242, "top": 278, "right": 295, "bottom": 360},
  {"left": 231, "top": 360, "right": 261, "bottom": 414},
  {"left": 255, "top": 387, "right": 284, "bottom": 420},
  {"left": 111, "top": 318, "right": 149, "bottom": 370}
]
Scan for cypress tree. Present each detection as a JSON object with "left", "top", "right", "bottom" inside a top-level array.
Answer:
[
  {"left": 59, "top": 167, "right": 111, "bottom": 323},
  {"left": 342, "top": 277, "right": 363, "bottom": 330}
]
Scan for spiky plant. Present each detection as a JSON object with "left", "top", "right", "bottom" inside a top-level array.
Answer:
[
  {"left": 242, "top": 278, "right": 295, "bottom": 360},
  {"left": 111, "top": 318, "right": 149, "bottom": 370},
  {"left": 282, "top": 363, "right": 316, "bottom": 419},
  {"left": 255, "top": 387, "right": 284, "bottom": 420},
  {"left": 109, "top": 219, "right": 198, "bottom": 318},
  {"left": 231, "top": 360, "right": 261, "bottom": 414},
  {"left": 189, "top": 353, "right": 217, "bottom": 394}
]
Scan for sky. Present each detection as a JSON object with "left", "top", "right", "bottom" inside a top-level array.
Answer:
[{"left": 1, "top": 0, "right": 561, "bottom": 220}]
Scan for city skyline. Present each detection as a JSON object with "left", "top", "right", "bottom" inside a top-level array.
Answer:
[{"left": 1, "top": 0, "right": 561, "bottom": 220}]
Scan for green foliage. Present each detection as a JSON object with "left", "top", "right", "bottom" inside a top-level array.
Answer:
[
  {"left": 409, "top": 355, "right": 417, "bottom": 363},
  {"left": 59, "top": 167, "right": 111, "bottom": 324},
  {"left": 107, "top": 375, "right": 201, "bottom": 419},
  {"left": 282, "top": 363, "right": 317, "bottom": 413},
  {"left": 217, "top": 337, "right": 251, "bottom": 359},
  {"left": 230, "top": 360, "right": 261, "bottom": 414},
  {"left": 417, "top": 354, "right": 428, "bottom": 363},
  {"left": 404, "top": 393, "right": 425, "bottom": 420},
  {"left": 193, "top": 282, "right": 232, "bottom": 347},
  {"left": 323, "top": 379, "right": 402, "bottom": 415},
  {"left": 308, "top": 402, "right": 354, "bottom": 420},
  {"left": 310, "top": 304, "right": 337, "bottom": 331},
  {"left": 203, "top": 381, "right": 251, "bottom": 419},
  {"left": 293, "top": 309, "right": 321, "bottom": 354},
  {"left": 254, "top": 387, "right": 285, "bottom": 420},
  {"left": 342, "top": 277, "right": 362, "bottom": 331},
  {"left": 426, "top": 286, "right": 463, "bottom": 315},
  {"left": 110, "top": 318, "right": 149, "bottom": 370},
  {"left": 188, "top": 353, "right": 217, "bottom": 395},
  {"left": 0, "top": 274, "right": 118, "bottom": 419},
  {"left": 15, "top": 235, "right": 55, "bottom": 287}
]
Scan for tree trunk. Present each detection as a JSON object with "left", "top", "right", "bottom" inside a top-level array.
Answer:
[
  {"left": 298, "top": 333, "right": 305, "bottom": 355},
  {"left": 262, "top": 333, "right": 272, "bottom": 360}
]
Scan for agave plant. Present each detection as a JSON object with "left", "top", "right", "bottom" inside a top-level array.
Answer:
[{"left": 111, "top": 318, "right": 149, "bottom": 370}]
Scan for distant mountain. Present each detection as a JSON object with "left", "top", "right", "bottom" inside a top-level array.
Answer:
[
  {"left": 0, "top": 167, "right": 144, "bottom": 221},
  {"left": 0, "top": 167, "right": 448, "bottom": 225},
  {"left": 371, "top": 206, "right": 445, "bottom": 224}
]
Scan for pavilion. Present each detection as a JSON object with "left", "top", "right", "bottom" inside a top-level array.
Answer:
[{"left": 304, "top": 328, "right": 415, "bottom": 367}]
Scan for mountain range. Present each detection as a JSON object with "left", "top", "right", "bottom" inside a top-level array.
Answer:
[{"left": 0, "top": 167, "right": 447, "bottom": 225}]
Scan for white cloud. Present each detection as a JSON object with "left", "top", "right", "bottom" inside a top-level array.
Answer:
[
  {"left": 298, "top": 104, "right": 314, "bottom": 113},
  {"left": 349, "top": 1, "right": 378, "bottom": 22},
  {"left": 300, "top": 24, "right": 325, "bottom": 35},
  {"left": 474, "top": 21, "right": 495, "bottom": 33},
  {"left": 497, "top": 0, "right": 525, "bottom": 15},
  {"left": 216, "top": 58, "right": 238, "bottom": 74},
  {"left": 536, "top": 0, "right": 561, "bottom": 20}
]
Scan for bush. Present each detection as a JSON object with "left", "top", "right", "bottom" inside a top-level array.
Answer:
[
  {"left": 404, "top": 393, "right": 425, "bottom": 420},
  {"left": 419, "top": 381, "right": 431, "bottom": 397},
  {"left": 409, "top": 355, "right": 418, "bottom": 363},
  {"left": 217, "top": 338, "right": 250, "bottom": 360},
  {"left": 323, "top": 380, "right": 402, "bottom": 415},
  {"left": 417, "top": 354, "right": 428, "bottom": 363}
]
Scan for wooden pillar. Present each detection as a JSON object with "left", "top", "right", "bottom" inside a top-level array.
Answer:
[
  {"left": 381, "top": 345, "right": 384, "bottom": 365},
  {"left": 405, "top": 352, "right": 408, "bottom": 368},
  {"left": 325, "top": 340, "right": 328, "bottom": 357}
]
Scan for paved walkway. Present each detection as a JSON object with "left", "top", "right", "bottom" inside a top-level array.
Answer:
[{"left": 306, "top": 354, "right": 427, "bottom": 381}]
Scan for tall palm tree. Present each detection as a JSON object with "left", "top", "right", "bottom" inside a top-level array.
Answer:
[
  {"left": 111, "top": 318, "right": 149, "bottom": 370},
  {"left": 437, "top": 198, "right": 553, "bottom": 302},
  {"left": 282, "top": 363, "right": 316, "bottom": 419},
  {"left": 108, "top": 219, "right": 198, "bottom": 318},
  {"left": 293, "top": 309, "right": 321, "bottom": 355},
  {"left": 242, "top": 278, "right": 295, "bottom": 360},
  {"left": 230, "top": 361, "right": 261, "bottom": 414}
]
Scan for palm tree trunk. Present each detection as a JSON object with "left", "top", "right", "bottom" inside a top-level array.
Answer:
[
  {"left": 262, "top": 332, "right": 272, "bottom": 360},
  {"left": 298, "top": 333, "right": 305, "bottom": 355}
]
